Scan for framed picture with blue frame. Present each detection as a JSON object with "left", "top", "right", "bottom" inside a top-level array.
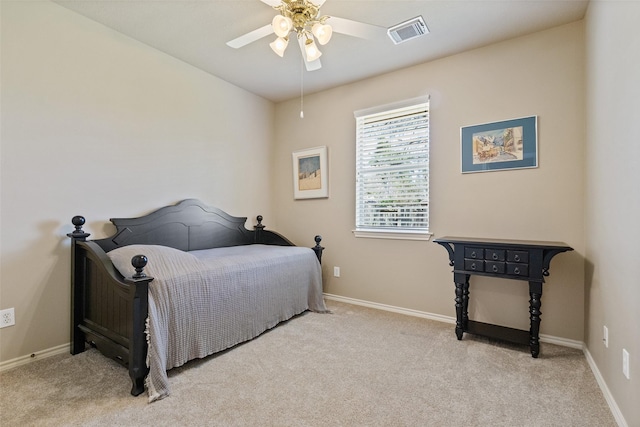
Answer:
[{"left": 461, "top": 116, "right": 538, "bottom": 173}]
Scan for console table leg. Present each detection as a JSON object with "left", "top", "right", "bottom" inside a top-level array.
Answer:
[
  {"left": 454, "top": 281, "right": 465, "bottom": 340},
  {"left": 529, "top": 290, "right": 542, "bottom": 358},
  {"left": 463, "top": 276, "right": 470, "bottom": 327}
]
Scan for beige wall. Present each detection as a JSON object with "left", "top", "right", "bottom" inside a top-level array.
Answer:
[
  {"left": 273, "top": 22, "right": 586, "bottom": 340},
  {"left": 585, "top": 2, "right": 640, "bottom": 425},
  {"left": 0, "top": 1, "right": 274, "bottom": 361}
]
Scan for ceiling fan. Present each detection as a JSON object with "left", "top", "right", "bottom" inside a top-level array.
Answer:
[{"left": 226, "top": 0, "right": 385, "bottom": 71}]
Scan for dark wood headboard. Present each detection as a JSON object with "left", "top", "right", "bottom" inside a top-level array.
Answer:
[
  {"left": 90, "top": 199, "right": 258, "bottom": 252},
  {"left": 68, "top": 198, "right": 310, "bottom": 254},
  {"left": 69, "top": 199, "right": 323, "bottom": 262}
]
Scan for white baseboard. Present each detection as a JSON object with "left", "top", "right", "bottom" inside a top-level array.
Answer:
[
  {"left": 324, "top": 293, "right": 582, "bottom": 348},
  {"left": 324, "top": 293, "right": 457, "bottom": 325},
  {"left": 0, "top": 342, "right": 69, "bottom": 373},
  {"left": 539, "top": 333, "right": 583, "bottom": 349},
  {"left": 583, "top": 347, "right": 628, "bottom": 427}
]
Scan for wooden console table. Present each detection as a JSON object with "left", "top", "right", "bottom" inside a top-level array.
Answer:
[{"left": 434, "top": 236, "right": 573, "bottom": 358}]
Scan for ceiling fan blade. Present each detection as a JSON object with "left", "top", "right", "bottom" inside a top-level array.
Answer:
[
  {"left": 328, "top": 16, "right": 386, "bottom": 40},
  {"left": 227, "top": 24, "right": 273, "bottom": 49},
  {"left": 297, "top": 37, "right": 322, "bottom": 71}
]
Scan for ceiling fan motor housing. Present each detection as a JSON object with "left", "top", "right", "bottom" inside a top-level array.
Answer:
[{"left": 280, "top": 0, "right": 322, "bottom": 33}]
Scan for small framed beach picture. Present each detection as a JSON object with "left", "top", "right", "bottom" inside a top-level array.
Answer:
[
  {"left": 292, "top": 146, "right": 328, "bottom": 199},
  {"left": 461, "top": 116, "right": 538, "bottom": 173}
]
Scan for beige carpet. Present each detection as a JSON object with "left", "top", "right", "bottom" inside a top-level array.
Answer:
[{"left": 0, "top": 301, "right": 615, "bottom": 426}]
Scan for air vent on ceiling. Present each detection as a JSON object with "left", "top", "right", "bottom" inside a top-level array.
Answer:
[{"left": 387, "top": 16, "right": 429, "bottom": 45}]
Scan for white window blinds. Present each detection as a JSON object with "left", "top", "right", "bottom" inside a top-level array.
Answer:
[{"left": 355, "top": 99, "right": 429, "bottom": 234}]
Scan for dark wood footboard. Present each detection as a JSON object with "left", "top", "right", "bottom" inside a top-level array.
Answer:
[
  {"left": 68, "top": 199, "right": 323, "bottom": 397},
  {"left": 68, "top": 219, "right": 152, "bottom": 396}
]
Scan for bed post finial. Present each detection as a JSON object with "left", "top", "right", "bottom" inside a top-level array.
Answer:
[
  {"left": 67, "top": 216, "right": 90, "bottom": 240},
  {"left": 313, "top": 235, "right": 324, "bottom": 264},
  {"left": 131, "top": 255, "right": 148, "bottom": 279},
  {"left": 254, "top": 215, "right": 265, "bottom": 243}
]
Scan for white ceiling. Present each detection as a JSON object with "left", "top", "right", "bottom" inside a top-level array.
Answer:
[{"left": 53, "top": 0, "right": 589, "bottom": 102}]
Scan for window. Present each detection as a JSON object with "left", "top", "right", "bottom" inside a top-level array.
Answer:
[{"left": 354, "top": 97, "right": 430, "bottom": 240}]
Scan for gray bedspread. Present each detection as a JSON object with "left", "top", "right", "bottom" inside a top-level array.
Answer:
[{"left": 143, "top": 244, "right": 327, "bottom": 402}]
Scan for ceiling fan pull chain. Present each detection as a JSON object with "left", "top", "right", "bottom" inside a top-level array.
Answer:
[{"left": 300, "top": 55, "right": 304, "bottom": 119}]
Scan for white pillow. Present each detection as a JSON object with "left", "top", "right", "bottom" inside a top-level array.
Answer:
[{"left": 107, "top": 244, "right": 200, "bottom": 280}]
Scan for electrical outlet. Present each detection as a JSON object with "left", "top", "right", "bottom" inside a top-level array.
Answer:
[
  {"left": 0, "top": 308, "right": 15, "bottom": 328},
  {"left": 623, "top": 349, "right": 630, "bottom": 379},
  {"left": 603, "top": 326, "right": 609, "bottom": 348},
  {"left": 333, "top": 266, "right": 340, "bottom": 278}
]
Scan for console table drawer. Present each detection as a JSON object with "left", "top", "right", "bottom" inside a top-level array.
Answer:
[
  {"left": 485, "top": 261, "right": 506, "bottom": 274},
  {"left": 485, "top": 249, "right": 505, "bottom": 261},
  {"left": 464, "top": 247, "right": 484, "bottom": 259},
  {"left": 464, "top": 259, "right": 484, "bottom": 272},
  {"left": 507, "top": 263, "right": 529, "bottom": 276},
  {"left": 507, "top": 250, "right": 529, "bottom": 263}
]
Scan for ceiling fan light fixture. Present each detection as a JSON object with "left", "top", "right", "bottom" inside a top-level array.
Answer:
[
  {"left": 312, "top": 22, "right": 333, "bottom": 45},
  {"left": 272, "top": 14, "right": 293, "bottom": 37},
  {"left": 304, "top": 38, "right": 322, "bottom": 62},
  {"left": 227, "top": 0, "right": 389, "bottom": 73},
  {"left": 270, "top": 36, "right": 289, "bottom": 57}
]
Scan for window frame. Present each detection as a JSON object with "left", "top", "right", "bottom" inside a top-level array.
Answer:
[{"left": 353, "top": 96, "right": 432, "bottom": 241}]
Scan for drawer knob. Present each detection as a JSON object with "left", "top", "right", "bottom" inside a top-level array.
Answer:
[
  {"left": 492, "top": 265, "right": 498, "bottom": 272},
  {"left": 492, "top": 253, "right": 498, "bottom": 260},
  {"left": 470, "top": 263, "right": 477, "bottom": 270},
  {"left": 471, "top": 251, "right": 477, "bottom": 258},
  {"left": 514, "top": 268, "right": 520, "bottom": 274},
  {"left": 514, "top": 255, "right": 520, "bottom": 262}
]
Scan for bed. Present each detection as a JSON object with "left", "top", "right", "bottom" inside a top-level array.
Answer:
[{"left": 67, "top": 199, "right": 326, "bottom": 402}]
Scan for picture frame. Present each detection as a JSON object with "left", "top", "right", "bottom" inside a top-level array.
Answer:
[
  {"left": 292, "top": 146, "right": 328, "bottom": 199},
  {"left": 461, "top": 116, "right": 538, "bottom": 173}
]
